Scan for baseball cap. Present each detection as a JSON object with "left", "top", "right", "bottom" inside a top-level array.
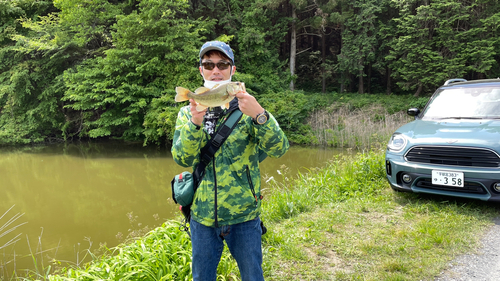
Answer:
[{"left": 199, "top": 41, "right": 234, "bottom": 65}]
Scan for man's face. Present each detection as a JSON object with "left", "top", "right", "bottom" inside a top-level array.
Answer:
[{"left": 199, "top": 52, "right": 235, "bottom": 82}]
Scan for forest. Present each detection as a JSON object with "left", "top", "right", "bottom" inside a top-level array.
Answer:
[{"left": 1, "top": 0, "right": 499, "bottom": 145}]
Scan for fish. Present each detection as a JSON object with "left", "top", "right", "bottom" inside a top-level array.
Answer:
[{"left": 175, "top": 82, "right": 245, "bottom": 111}]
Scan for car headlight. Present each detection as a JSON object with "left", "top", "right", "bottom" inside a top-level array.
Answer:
[{"left": 387, "top": 133, "right": 407, "bottom": 152}]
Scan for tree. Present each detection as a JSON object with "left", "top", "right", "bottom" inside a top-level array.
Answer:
[
  {"left": 388, "top": 0, "right": 500, "bottom": 96},
  {"left": 62, "top": 0, "right": 212, "bottom": 143},
  {"left": 235, "top": 0, "right": 289, "bottom": 94},
  {"left": 0, "top": 0, "right": 59, "bottom": 144},
  {"left": 454, "top": 1, "right": 500, "bottom": 79},
  {"left": 337, "top": 0, "right": 381, "bottom": 94}
]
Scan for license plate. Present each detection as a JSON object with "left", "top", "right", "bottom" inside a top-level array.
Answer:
[{"left": 432, "top": 170, "right": 464, "bottom": 187}]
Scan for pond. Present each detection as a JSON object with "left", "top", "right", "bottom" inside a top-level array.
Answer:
[{"left": 0, "top": 141, "right": 347, "bottom": 277}]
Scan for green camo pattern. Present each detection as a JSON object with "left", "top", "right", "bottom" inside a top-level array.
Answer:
[{"left": 171, "top": 106, "right": 289, "bottom": 227}]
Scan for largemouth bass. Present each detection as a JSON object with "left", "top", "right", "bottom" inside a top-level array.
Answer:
[{"left": 175, "top": 82, "right": 245, "bottom": 111}]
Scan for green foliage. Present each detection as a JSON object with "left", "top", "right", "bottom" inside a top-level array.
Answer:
[
  {"left": 389, "top": 0, "right": 500, "bottom": 94},
  {"left": 1, "top": 0, "right": 500, "bottom": 145},
  {"left": 235, "top": 1, "right": 290, "bottom": 93},
  {"left": 0, "top": 0, "right": 63, "bottom": 144},
  {"left": 143, "top": 90, "right": 180, "bottom": 146},
  {"left": 258, "top": 90, "right": 325, "bottom": 144},
  {"left": 316, "top": 92, "right": 426, "bottom": 114},
  {"left": 338, "top": 0, "right": 381, "bottom": 78},
  {"left": 408, "top": 96, "right": 430, "bottom": 109},
  {"left": 62, "top": 0, "right": 212, "bottom": 141},
  {"left": 48, "top": 221, "right": 239, "bottom": 280},
  {"left": 0, "top": 48, "right": 68, "bottom": 145},
  {"left": 52, "top": 0, "right": 120, "bottom": 48},
  {"left": 189, "top": 0, "right": 290, "bottom": 93}
]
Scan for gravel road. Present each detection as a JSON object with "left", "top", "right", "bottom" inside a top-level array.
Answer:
[{"left": 435, "top": 217, "right": 500, "bottom": 281}]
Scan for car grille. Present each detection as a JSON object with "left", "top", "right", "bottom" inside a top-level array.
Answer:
[
  {"left": 405, "top": 146, "right": 500, "bottom": 168},
  {"left": 415, "top": 178, "right": 487, "bottom": 194}
]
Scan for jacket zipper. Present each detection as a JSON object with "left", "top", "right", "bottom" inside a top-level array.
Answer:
[
  {"left": 213, "top": 157, "right": 218, "bottom": 227},
  {"left": 246, "top": 166, "right": 259, "bottom": 207}
]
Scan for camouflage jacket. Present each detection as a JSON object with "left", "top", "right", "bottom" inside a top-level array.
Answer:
[{"left": 171, "top": 103, "right": 289, "bottom": 227}]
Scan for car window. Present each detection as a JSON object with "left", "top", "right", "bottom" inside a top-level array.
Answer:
[{"left": 421, "top": 87, "right": 500, "bottom": 119}]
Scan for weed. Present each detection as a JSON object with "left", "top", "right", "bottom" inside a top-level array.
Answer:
[
  {"left": 0, "top": 205, "right": 27, "bottom": 280},
  {"left": 0, "top": 205, "right": 26, "bottom": 251},
  {"left": 48, "top": 221, "right": 239, "bottom": 280},
  {"left": 308, "top": 104, "right": 413, "bottom": 149}
]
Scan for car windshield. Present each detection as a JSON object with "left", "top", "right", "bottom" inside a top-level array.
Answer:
[{"left": 421, "top": 86, "right": 500, "bottom": 120}]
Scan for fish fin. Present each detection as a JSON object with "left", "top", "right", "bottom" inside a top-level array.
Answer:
[
  {"left": 196, "top": 104, "right": 208, "bottom": 111},
  {"left": 175, "top": 87, "right": 191, "bottom": 102},
  {"left": 211, "top": 84, "right": 220, "bottom": 89},
  {"left": 194, "top": 87, "right": 210, "bottom": 95},
  {"left": 223, "top": 102, "right": 230, "bottom": 109}
]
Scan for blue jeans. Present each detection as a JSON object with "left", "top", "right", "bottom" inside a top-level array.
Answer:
[{"left": 190, "top": 217, "right": 264, "bottom": 281}]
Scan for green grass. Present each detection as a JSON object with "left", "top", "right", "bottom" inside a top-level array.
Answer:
[
  {"left": 260, "top": 150, "right": 499, "bottom": 280},
  {"left": 31, "top": 150, "right": 499, "bottom": 281},
  {"left": 45, "top": 221, "right": 238, "bottom": 281}
]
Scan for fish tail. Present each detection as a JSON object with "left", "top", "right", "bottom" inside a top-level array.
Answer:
[{"left": 175, "top": 87, "right": 191, "bottom": 102}]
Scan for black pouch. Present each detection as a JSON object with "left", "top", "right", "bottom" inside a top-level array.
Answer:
[
  {"left": 180, "top": 204, "right": 191, "bottom": 221},
  {"left": 261, "top": 221, "right": 267, "bottom": 235}
]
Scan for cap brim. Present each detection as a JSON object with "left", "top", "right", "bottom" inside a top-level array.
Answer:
[{"left": 200, "top": 46, "right": 226, "bottom": 58}]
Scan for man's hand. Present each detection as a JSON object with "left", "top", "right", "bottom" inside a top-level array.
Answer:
[
  {"left": 190, "top": 99, "right": 206, "bottom": 126},
  {"left": 235, "top": 92, "right": 264, "bottom": 119}
]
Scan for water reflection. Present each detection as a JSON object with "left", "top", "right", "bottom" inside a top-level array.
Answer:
[{"left": 0, "top": 141, "right": 346, "bottom": 276}]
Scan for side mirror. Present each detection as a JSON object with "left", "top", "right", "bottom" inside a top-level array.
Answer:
[{"left": 407, "top": 108, "right": 420, "bottom": 119}]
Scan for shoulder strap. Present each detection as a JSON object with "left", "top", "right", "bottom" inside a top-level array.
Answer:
[{"left": 192, "top": 110, "right": 243, "bottom": 190}]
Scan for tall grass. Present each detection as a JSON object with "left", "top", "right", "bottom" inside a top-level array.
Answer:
[
  {"left": 48, "top": 221, "right": 239, "bottom": 281},
  {"left": 0, "top": 205, "right": 27, "bottom": 280},
  {"left": 261, "top": 150, "right": 386, "bottom": 223},
  {"left": 308, "top": 104, "right": 413, "bottom": 148},
  {"left": 0, "top": 206, "right": 26, "bottom": 251}
]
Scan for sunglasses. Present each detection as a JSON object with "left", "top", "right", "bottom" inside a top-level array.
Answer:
[{"left": 201, "top": 61, "right": 232, "bottom": 71}]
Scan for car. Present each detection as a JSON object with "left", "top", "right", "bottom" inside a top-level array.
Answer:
[{"left": 385, "top": 78, "right": 500, "bottom": 202}]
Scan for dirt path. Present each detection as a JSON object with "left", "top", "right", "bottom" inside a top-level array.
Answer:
[{"left": 435, "top": 217, "right": 500, "bottom": 281}]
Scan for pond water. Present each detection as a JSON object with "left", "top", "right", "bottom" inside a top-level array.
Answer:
[{"left": 0, "top": 141, "right": 347, "bottom": 277}]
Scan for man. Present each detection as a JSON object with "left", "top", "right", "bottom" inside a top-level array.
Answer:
[{"left": 171, "top": 41, "right": 289, "bottom": 281}]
